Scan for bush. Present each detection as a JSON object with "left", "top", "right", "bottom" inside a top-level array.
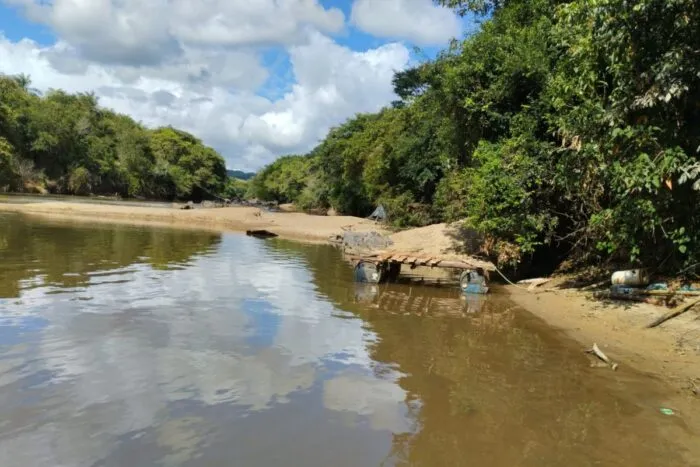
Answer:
[
  {"left": 68, "top": 166, "right": 92, "bottom": 195},
  {"left": 0, "top": 137, "right": 18, "bottom": 191}
]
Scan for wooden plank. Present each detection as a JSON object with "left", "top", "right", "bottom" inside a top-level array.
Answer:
[
  {"left": 346, "top": 250, "right": 495, "bottom": 272},
  {"left": 436, "top": 260, "right": 471, "bottom": 269}
]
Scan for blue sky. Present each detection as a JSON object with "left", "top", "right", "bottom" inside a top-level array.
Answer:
[
  {"left": 0, "top": 4, "right": 53, "bottom": 44},
  {"left": 0, "top": 0, "right": 473, "bottom": 170}
]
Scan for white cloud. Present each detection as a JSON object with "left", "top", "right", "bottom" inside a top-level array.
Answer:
[
  {"left": 351, "top": 0, "right": 462, "bottom": 45},
  {"left": 0, "top": 28, "right": 410, "bottom": 170},
  {"left": 0, "top": 2, "right": 410, "bottom": 170},
  {"left": 240, "top": 32, "right": 410, "bottom": 155},
  {"left": 6, "top": 0, "right": 345, "bottom": 65}
]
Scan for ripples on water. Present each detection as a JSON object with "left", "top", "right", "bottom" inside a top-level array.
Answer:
[{"left": 0, "top": 212, "right": 695, "bottom": 467}]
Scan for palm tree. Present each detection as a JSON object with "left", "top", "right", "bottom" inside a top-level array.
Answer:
[{"left": 12, "top": 73, "right": 41, "bottom": 96}]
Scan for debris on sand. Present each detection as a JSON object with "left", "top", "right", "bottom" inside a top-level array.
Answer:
[
  {"left": 646, "top": 298, "right": 700, "bottom": 329},
  {"left": 517, "top": 277, "right": 552, "bottom": 290},
  {"left": 585, "top": 343, "right": 619, "bottom": 370}
]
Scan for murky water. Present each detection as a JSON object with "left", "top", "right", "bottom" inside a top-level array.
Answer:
[{"left": 0, "top": 212, "right": 696, "bottom": 466}]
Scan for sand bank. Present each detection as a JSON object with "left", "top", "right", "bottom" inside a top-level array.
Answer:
[
  {"left": 0, "top": 201, "right": 387, "bottom": 242},
  {"left": 0, "top": 201, "right": 487, "bottom": 265}
]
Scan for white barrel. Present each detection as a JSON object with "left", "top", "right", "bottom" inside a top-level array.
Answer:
[{"left": 611, "top": 269, "right": 649, "bottom": 286}]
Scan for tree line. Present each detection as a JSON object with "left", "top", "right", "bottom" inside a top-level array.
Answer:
[
  {"left": 248, "top": 0, "right": 699, "bottom": 272},
  {"left": 0, "top": 75, "right": 228, "bottom": 201}
]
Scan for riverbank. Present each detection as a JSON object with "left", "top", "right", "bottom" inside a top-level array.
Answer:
[
  {"left": 3, "top": 201, "right": 699, "bottom": 401},
  {"left": 0, "top": 201, "right": 387, "bottom": 243},
  {"left": 507, "top": 282, "right": 699, "bottom": 419},
  {"left": 0, "top": 201, "right": 488, "bottom": 265}
]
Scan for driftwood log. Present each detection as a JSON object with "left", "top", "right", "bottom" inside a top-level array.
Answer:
[
  {"left": 246, "top": 230, "right": 278, "bottom": 239},
  {"left": 646, "top": 298, "right": 700, "bottom": 329}
]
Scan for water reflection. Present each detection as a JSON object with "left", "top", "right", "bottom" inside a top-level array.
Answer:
[
  {"left": 266, "top": 238, "right": 697, "bottom": 467},
  {"left": 352, "top": 283, "right": 487, "bottom": 315},
  {"left": 0, "top": 213, "right": 220, "bottom": 299},
  {"left": 0, "top": 213, "right": 404, "bottom": 466},
  {"left": 0, "top": 214, "right": 695, "bottom": 466}
]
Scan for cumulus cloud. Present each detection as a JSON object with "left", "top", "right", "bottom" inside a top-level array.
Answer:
[
  {"left": 240, "top": 32, "right": 410, "bottom": 154},
  {"left": 0, "top": 0, "right": 418, "bottom": 170},
  {"left": 0, "top": 29, "right": 409, "bottom": 170},
  {"left": 6, "top": 0, "right": 345, "bottom": 65},
  {"left": 351, "top": 0, "right": 462, "bottom": 45}
]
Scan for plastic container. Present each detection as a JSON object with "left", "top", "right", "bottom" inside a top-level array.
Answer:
[
  {"left": 611, "top": 269, "right": 650, "bottom": 287},
  {"left": 460, "top": 270, "right": 489, "bottom": 294}
]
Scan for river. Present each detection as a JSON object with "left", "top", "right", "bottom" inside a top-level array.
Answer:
[{"left": 0, "top": 212, "right": 695, "bottom": 466}]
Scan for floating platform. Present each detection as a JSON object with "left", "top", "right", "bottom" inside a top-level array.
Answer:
[
  {"left": 348, "top": 251, "right": 493, "bottom": 294},
  {"left": 346, "top": 252, "right": 495, "bottom": 272}
]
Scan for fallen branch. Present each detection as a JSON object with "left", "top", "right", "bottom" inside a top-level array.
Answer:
[
  {"left": 636, "top": 289, "right": 700, "bottom": 297},
  {"left": 580, "top": 279, "right": 609, "bottom": 291},
  {"left": 585, "top": 343, "right": 618, "bottom": 370},
  {"left": 517, "top": 277, "right": 550, "bottom": 285},
  {"left": 646, "top": 298, "right": 700, "bottom": 329}
]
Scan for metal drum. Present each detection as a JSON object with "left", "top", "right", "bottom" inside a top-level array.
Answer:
[{"left": 611, "top": 269, "right": 649, "bottom": 287}]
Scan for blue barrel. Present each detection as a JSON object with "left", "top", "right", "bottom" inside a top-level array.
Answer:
[{"left": 460, "top": 269, "right": 489, "bottom": 294}]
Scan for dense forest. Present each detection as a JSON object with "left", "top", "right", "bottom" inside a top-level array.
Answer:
[
  {"left": 0, "top": 75, "right": 229, "bottom": 201},
  {"left": 248, "top": 0, "right": 700, "bottom": 272}
]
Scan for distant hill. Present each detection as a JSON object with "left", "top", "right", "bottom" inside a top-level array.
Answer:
[{"left": 227, "top": 170, "right": 256, "bottom": 180}]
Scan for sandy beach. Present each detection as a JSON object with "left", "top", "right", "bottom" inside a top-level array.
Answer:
[
  {"left": 508, "top": 282, "right": 700, "bottom": 446},
  {"left": 0, "top": 201, "right": 488, "bottom": 261},
  {"left": 508, "top": 282, "right": 700, "bottom": 389},
  {"left": 0, "top": 201, "right": 387, "bottom": 242}
]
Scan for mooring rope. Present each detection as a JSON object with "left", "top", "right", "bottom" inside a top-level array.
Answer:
[{"left": 493, "top": 265, "right": 531, "bottom": 290}]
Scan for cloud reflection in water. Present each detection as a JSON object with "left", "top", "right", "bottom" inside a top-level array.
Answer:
[{"left": 0, "top": 223, "right": 408, "bottom": 467}]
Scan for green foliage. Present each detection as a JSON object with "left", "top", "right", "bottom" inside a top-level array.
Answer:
[
  {"left": 68, "top": 166, "right": 92, "bottom": 195},
  {"left": 227, "top": 170, "right": 255, "bottom": 180},
  {"left": 462, "top": 139, "right": 557, "bottom": 264},
  {"left": 543, "top": 0, "right": 700, "bottom": 267},
  {"left": 295, "top": 173, "right": 330, "bottom": 211},
  {"left": 434, "top": 0, "right": 503, "bottom": 15},
  {"left": 0, "top": 137, "right": 18, "bottom": 190},
  {"left": 149, "top": 127, "right": 227, "bottom": 200},
  {"left": 0, "top": 74, "right": 227, "bottom": 200},
  {"left": 251, "top": 0, "right": 699, "bottom": 273},
  {"left": 247, "top": 155, "right": 314, "bottom": 203},
  {"left": 222, "top": 177, "right": 248, "bottom": 200}
]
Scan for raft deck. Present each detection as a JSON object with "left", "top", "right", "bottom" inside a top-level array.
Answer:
[{"left": 346, "top": 252, "right": 495, "bottom": 272}]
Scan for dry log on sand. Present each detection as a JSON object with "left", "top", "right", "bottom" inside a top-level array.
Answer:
[{"left": 646, "top": 298, "right": 700, "bottom": 329}]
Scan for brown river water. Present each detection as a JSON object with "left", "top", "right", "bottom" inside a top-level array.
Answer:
[{"left": 0, "top": 212, "right": 696, "bottom": 466}]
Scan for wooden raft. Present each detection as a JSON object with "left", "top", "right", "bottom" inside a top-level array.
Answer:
[{"left": 346, "top": 252, "right": 495, "bottom": 272}]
